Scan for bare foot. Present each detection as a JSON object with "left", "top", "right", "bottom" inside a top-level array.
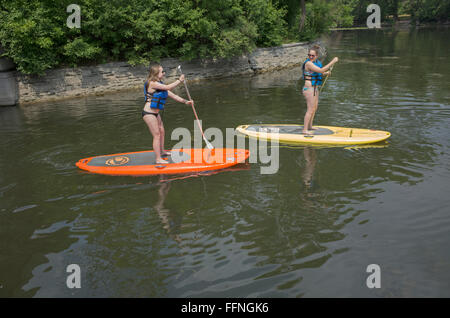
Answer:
[
  {"left": 156, "top": 159, "right": 169, "bottom": 164},
  {"left": 302, "top": 130, "right": 314, "bottom": 135}
]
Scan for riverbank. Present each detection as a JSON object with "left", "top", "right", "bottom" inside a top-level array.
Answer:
[
  {"left": 13, "top": 41, "right": 321, "bottom": 105},
  {"left": 331, "top": 15, "right": 450, "bottom": 31}
]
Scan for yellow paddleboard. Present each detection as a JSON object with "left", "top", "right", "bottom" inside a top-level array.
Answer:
[{"left": 236, "top": 124, "right": 391, "bottom": 145}]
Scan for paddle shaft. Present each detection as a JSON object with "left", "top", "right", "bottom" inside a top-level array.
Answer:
[
  {"left": 319, "top": 65, "right": 334, "bottom": 94},
  {"left": 178, "top": 67, "right": 213, "bottom": 149},
  {"left": 182, "top": 81, "right": 204, "bottom": 136}
]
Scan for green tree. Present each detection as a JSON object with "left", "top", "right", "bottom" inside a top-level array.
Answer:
[
  {"left": 289, "top": 0, "right": 334, "bottom": 41},
  {"left": 0, "top": 0, "right": 69, "bottom": 74},
  {"left": 404, "top": 0, "right": 450, "bottom": 23},
  {"left": 0, "top": 0, "right": 289, "bottom": 74},
  {"left": 330, "top": 0, "right": 356, "bottom": 28}
]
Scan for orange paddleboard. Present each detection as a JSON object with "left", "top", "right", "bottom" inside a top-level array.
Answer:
[{"left": 76, "top": 148, "right": 250, "bottom": 176}]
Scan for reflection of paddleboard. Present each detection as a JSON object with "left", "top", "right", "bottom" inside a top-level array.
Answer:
[
  {"left": 76, "top": 148, "right": 250, "bottom": 176},
  {"left": 344, "top": 143, "right": 389, "bottom": 150},
  {"left": 236, "top": 124, "right": 391, "bottom": 145}
]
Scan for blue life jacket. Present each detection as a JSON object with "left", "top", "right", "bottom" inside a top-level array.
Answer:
[
  {"left": 302, "top": 59, "right": 323, "bottom": 86},
  {"left": 144, "top": 81, "right": 168, "bottom": 110}
]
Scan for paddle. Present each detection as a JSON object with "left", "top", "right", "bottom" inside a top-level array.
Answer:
[
  {"left": 319, "top": 65, "right": 334, "bottom": 94},
  {"left": 177, "top": 65, "right": 214, "bottom": 150}
]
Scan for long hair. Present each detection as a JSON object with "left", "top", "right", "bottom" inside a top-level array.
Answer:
[{"left": 146, "top": 63, "right": 161, "bottom": 90}]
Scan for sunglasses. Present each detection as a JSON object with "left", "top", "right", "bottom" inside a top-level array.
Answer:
[{"left": 308, "top": 54, "right": 316, "bottom": 57}]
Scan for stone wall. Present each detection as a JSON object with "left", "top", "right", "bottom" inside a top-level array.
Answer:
[{"left": 15, "top": 42, "right": 319, "bottom": 104}]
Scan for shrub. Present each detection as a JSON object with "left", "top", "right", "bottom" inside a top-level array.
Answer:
[{"left": 0, "top": 0, "right": 288, "bottom": 74}]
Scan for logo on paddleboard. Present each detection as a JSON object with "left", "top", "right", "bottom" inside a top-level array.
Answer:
[
  {"left": 105, "top": 156, "right": 130, "bottom": 166},
  {"left": 260, "top": 127, "right": 280, "bottom": 133}
]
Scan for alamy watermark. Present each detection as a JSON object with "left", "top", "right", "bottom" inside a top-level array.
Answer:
[
  {"left": 66, "top": 4, "right": 81, "bottom": 29},
  {"left": 367, "top": 4, "right": 381, "bottom": 29},
  {"left": 171, "top": 121, "right": 279, "bottom": 175},
  {"left": 66, "top": 264, "right": 81, "bottom": 289},
  {"left": 66, "top": 4, "right": 382, "bottom": 30},
  {"left": 366, "top": 264, "right": 381, "bottom": 288}
]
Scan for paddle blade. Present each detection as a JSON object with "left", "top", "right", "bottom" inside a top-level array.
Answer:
[{"left": 205, "top": 140, "right": 214, "bottom": 150}]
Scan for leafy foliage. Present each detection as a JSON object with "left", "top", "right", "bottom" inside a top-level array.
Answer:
[
  {"left": 331, "top": 0, "right": 356, "bottom": 28},
  {"left": 403, "top": 0, "right": 450, "bottom": 23},
  {"left": 0, "top": 0, "right": 286, "bottom": 74},
  {"left": 0, "top": 0, "right": 448, "bottom": 74}
]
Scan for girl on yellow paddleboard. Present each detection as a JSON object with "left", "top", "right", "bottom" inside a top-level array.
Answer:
[{"left": 302, "top": 45, "right": 339, "bottom": 135}]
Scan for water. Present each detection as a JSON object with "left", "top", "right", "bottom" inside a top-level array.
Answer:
[{"left": 1, "top": 27, "right": 450, "bottom": 297}]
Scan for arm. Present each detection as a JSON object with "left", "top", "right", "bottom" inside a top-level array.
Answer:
[
  {"left": 306, "top": 57, "right": 338, "bottom": 74},
  {"left": 168, "top": 91, "right": 194, "bottom": 106},
  {"left": 149, "top": 74, "right": 185, "bottom": 91}
]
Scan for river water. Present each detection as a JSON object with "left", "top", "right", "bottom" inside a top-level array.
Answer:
[{"left": 1, "top": 27, "right": 449, "bottom": 297}]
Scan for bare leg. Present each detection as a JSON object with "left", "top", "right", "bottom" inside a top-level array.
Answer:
[
  {"left": 302, "top": 88, "right": 315, "bottom": 134},
  {"left": 143, "top": 115, "right": 168, "bottom": 164},
  {"left": 308, "top": 89, "right": 320, "bottom": 130},
  {"left": 157, "top": 115, "right": 169, "bottom": 156}
]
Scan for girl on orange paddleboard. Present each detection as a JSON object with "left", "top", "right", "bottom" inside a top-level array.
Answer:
[{"left": 143, "top": 63, "right": 194, "bottom": 164}]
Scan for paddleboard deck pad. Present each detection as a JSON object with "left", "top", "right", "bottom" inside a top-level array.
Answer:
[
  {"left": 236, "top": 124, "right": 390, "bottom": 145},
  {"left": 76, "top": 148, "right": 250, "bottom": 176}
]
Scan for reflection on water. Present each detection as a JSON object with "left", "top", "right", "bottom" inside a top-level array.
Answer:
[
  {"left": 1, "top": 27, "right": 450, "bottom": 297},
  {"left": 155, "top": 179, "right": 181, "bottom": 243},
  {"left": 301, "top": 147, "right": 317, "bottom": 189}
]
